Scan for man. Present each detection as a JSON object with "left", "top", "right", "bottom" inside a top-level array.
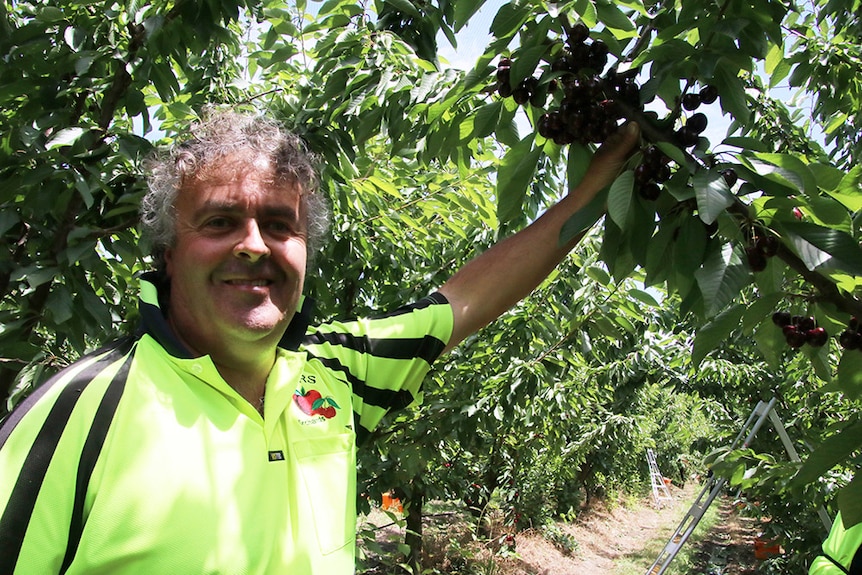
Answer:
[
  {"left": 0, "top": 109, "right": 638, "bottom": 574},
  {"left": 810, "top": 512, "right": 862, "bottom": 574}
]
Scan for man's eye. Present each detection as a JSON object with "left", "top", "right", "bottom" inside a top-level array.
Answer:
[
  {"left": 204, "top": 217, "right": 233, "bottom": 229},
  {"left": 267, "top": 220, "right": 293, "bottom": 233}
]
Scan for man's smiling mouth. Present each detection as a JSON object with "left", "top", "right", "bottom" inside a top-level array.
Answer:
[{"left": 224, "top": 279, "right": 272, "bottom": 287}]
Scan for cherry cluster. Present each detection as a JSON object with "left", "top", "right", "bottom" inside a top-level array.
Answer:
[
  {"left": 494, "top": 22, "right": 629, "bottom": 147},
  {"left": 839, "top": 317, "right": 862, "bottom": 350},
  {"left": 745, "top": 232, "right": 780, "bottom": 272},
  {"left": 633, "top": 145, "right": 671, "bottom": 200},
  {"left": 674, "top": 86, "right": 717, "bottom": 148},
  {"left": 496, "top": 58, "right": 539, "bottom": 104},
  {"left": 772, "top": 312, "right": 828, "bottom": 348}
]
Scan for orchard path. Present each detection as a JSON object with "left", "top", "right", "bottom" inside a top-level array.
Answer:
[{"left": 497, "top": 482, "right": 761, "bottom": 575}]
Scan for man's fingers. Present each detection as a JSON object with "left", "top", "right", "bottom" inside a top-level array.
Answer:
[
  {"left": 584, "top": 122, "right": 641, "bottom": 188},
  {"left": 598, "top": 121, "right": 640, "bottom": 161}
]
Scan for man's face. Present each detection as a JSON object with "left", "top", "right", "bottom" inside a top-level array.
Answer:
[{"left": 164, "top": 157, "right": 307, "bottom": 358}]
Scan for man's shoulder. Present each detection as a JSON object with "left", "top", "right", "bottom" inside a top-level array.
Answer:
[{"left": 1, "top": 336, "right": 138, "bottom": 443}]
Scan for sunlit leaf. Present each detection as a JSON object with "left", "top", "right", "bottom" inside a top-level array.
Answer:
[
  {"left": 46, "top": 127, "right": 85, "bottom": 150},
  {"left": 780, "top": 221, "right": 862, "bottom": 276},
  {"left": 607, "top": 170, "right": 634, "bottom": 230},
  {"left": 694, "top": 244, "right": 751, "bottom": 317},
  {"left": 692, "top": 169, "right": 734, "bottom": 224}
]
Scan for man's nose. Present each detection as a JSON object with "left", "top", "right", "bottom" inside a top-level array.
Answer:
[{"left": 233, "top": 220, "right": 270, "bottom": 262}]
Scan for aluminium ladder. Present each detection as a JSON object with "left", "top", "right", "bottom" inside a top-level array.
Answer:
[
  {"left": 644, "top": 398, "right": 783, "bottom": 575},
  {"left": 644, "top": 397, "right": 833, "bottom": 575},
  {"left": 647, "top": 448, "right": 673, "bottom": 508}
]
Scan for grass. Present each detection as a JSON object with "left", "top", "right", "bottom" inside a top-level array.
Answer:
[{"left": 609, "top": 496, "right": 722, "bottom": 575}]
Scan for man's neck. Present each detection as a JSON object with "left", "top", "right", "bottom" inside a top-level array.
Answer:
[
  {"left": 166, "top": 314, "right": 277, "bottom": 409},
  {"left": 212, "top": 356, "right": 273, "bottom": 410}
]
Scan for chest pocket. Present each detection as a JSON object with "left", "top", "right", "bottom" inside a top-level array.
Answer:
[{"left": 292, "top": 433, "right": 356, "bottom": 555}]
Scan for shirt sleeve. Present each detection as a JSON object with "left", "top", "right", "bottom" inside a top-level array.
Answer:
[{"left": 300, "top": 292, "right": 453, "bottom": 441}]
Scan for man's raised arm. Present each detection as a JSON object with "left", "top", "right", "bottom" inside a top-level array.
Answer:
[{"left": 438, "top": 122, "right": 640, "bottom": 353}]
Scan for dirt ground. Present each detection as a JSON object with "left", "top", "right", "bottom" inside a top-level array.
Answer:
[
  {"left": 361, "top": 482, "right": 765, "bottom": 575},
  {"left": 688, "top": 502, "right": 764, "bottom": 575},
  {"left": 495, "top": 482, "right": 696, "bottom": 574}
]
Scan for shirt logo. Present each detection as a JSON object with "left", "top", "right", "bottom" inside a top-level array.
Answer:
[{"left": 292, "top": 387, "right": 340, "bottom": 419}]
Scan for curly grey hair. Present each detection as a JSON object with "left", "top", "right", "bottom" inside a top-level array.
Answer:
[{"left": 140, "top": 109, "right": 330, "bottom": 270}]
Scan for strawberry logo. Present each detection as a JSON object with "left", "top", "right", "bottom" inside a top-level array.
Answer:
[{"left": 292, "top": 388, "right": 340, "bottom": 419}]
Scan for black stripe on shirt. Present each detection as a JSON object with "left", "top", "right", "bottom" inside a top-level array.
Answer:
[
  {"left": 304, "top": 332, "right": 445, "bottom": 365},
  {"left": 60, "top": 350, "right": 134, "bottom": 573},
  {"left": 373, "top": 292, "right": 449, "bottom": 319},
  {"left": 0, "top": 339, "right": 134, "bottom": 573},
  {"left": 305, "top": 354, "right": 416, "bottom": 412}
]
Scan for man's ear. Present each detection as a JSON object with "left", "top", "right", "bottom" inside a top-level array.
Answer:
[{"left": 163, "top": 248, "right": 173, "bottom": 277}]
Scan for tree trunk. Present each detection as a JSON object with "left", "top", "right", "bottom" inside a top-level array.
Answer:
[{"left": 404, "top": 479, "right": 425, "bottom": 574}]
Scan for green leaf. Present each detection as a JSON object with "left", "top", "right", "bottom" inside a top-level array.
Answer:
[
  {"left": 779, "top": 221, "right": 862, "bottom": 276},
  {"left": 741, "top": 294, "right": 783, "bottom": 335},
  {"left": 496, "top": 134, "right": 541, "bottom": 223},
  {"left": 675, "top": 216, "right": 708, "bottom": 277},
  {"left": 453, "top": 0, "right": 487, "bottom": 32},
  {"left": 629, "top": 288, "right": 660, "bottom": 307},
  {"left": 607, "top": 170, "right": 634, "bottom": 230},
  {"left": 692, "top": 169, "right": 734, "bottom": 224},
  {"left": 692, "top": 304, "right": 746, "bottom": 367},
  {"left": 490, "top": 2, "right": 531, "bottom": 39},
  {"left": 836, "top": 351, "right": 862, "bottom": 400},
  {"left": 573, "top": 0, "right": 598, "bottom": 27},
  {"left": 594, "top": 2, "right": 635, "bottom": 31},
  {"left": 472, "top": 101, "right": 502, "bottom": 139},
  {"left": 510, "top": 44, "right": 547, "bottom": 87},
  {"left": 694, "top": 243, "right": 751, "bottom": 317},
  {"left": 585, "top": 266, "right": 611, "bottom": 286},
  {"left": 807, "top": 342, "right": 833, "bottom": 382},
  {"left": 16, "top": 265, "right": 59, "bottom": 289},
  {"left": 46, "top": 127, "right": 85, "bottom": 150},
  {"left": 838, "top": 474, "right": 862, "bottom": 528},
  {"left": 655, "top": 141, "right": 688, "bottom": 167},
  {"left": 721, "top": 137, "right": 770, "bottom": 152},
  {"left": 753, "top": 321, "right": 782, "bottom": 369},
  {"left": 566, "top": 142, "right": 591, "bottom": 190},
  {"left": 831, "top": 166, "right": 862, "bottom": 211},
  {"left": 36, "top": 6, "right": 64, "bottom": 22},
  {"left": 795, "top": 420, "right": 862, "bottom": 484},
  {"left": 713, "top": 60, "right": 750, "bottom": 123},
  {"left": 753, "top": 153, "right": 817, "bottom": 197},
  {"left": 45, "top": 286, "right": 75, "bottom": 324},
  {"left": 384, "top": 0, "right": 421, "bottom": 18},
  {"left": 559, "top": 189, "right": 607, "bottom": 245}
]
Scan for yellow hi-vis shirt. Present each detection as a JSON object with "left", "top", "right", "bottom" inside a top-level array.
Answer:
[
  {"left": 810, "top": 512, "right": 862, "bottom": 574},
  {"left": 0, "top": 272, "right": 452, "bottom": 574}
]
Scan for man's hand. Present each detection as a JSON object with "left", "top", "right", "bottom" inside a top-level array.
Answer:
[{"left": 568, "top": 122, "right": 641, "bottom": 211}]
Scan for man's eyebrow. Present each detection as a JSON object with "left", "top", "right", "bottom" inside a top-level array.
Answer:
[
  {"left": 260, "top": 206, "right": 300, "bottom": 220},
  {"left": 194, "top": 201, "right": 299, "bottom": 220}
]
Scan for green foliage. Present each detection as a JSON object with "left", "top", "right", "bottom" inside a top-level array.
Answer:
[{"left": 540, "top": 523, "right": 580, "bottom": 555}]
